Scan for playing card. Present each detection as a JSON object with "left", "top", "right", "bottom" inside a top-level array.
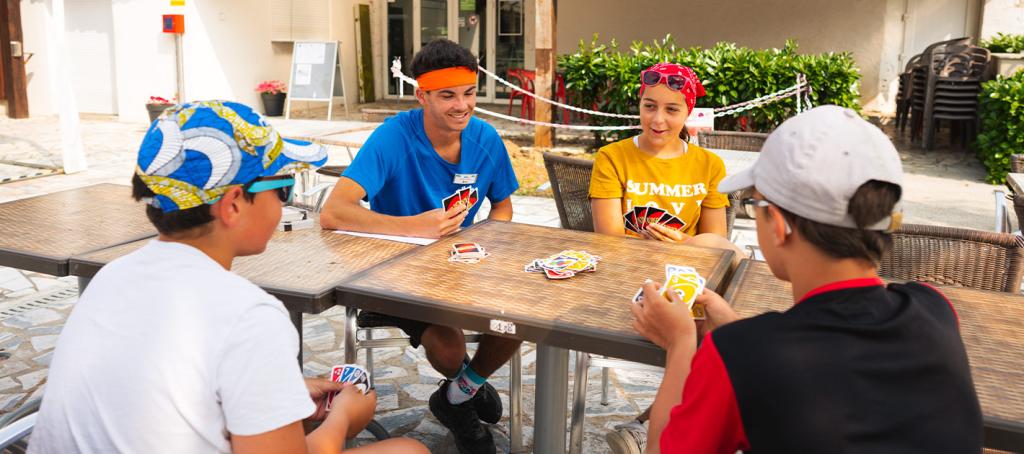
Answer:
[
  {"left": 644, "top": 207, "right": 667, "bottom": 228},
  {"left": 624, "top": 211, "right": 640, "bottom": 234},
  {"left": 467, "top": 187, "right": 479, "bottom": 208},
  {"left": 661, "top": 264, "right": 707, "bottom": 319},
  {"left": 634, "top": 206, "right": 650, "bottom": 230},
  {"left": 526, "top": 250, "right": 599, "bottom": 280},
  {"left": 327, "top": 364, "right": 371, "bottom": 410},
  {"left": 330, "top": 365, "right": 345, "bottom": 382},
  {"left": 658, "top": 213, "right": 687, "bottom": 231},
  {"left": 442, "top": 191, "right": 463, "bottom": 212},
  {"left": 339, "top": 365, "right": 358, "bottom": 383},
  {"left": 631, "top": 286, "right": 645, "bottom": 305},
  {"left": 544, "top": 268, "right": 575, "bottom": 279}
]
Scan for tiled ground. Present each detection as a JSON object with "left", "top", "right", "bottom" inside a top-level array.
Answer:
[{"left": 0, "top": 108, "right": 1002, "bottom": 452}]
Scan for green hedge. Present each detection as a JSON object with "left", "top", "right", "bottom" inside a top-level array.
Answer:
[
  {"left": 977, "top": 70, "right": 1024, "bottom": 183},
  {"left": 981, "top": 33, "right": 1024, "bottom": 54},
  {"left": 557, "top": 35, "right": 862, "bottom": 145}
]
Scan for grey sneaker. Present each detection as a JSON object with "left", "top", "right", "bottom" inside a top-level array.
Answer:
[{"left": 605, "top": 420, "right": 647, "bottom": 454}]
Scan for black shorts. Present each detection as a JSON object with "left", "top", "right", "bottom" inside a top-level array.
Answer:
[{"left": 356, "top": 311, "right": 431, "bottom": 348}]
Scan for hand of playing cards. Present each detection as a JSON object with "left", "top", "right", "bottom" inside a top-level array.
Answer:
[
  {"left": 326, "top": 364, "right": 372, "bottom": 411},
  {"left": 525, "top": 250, "right": 600, "bottom": 279},
  {"left": 631, "top": 265, "right": 707, "bottom": 319},
  {"left": 623, "top": 206, "right": 686, "bottom": 235},
  {"left": 442, "top": 186, "right": 479, "bottom": 213},
  {"left": 449, "top": 242, "right": 489, "bottom": 264}
]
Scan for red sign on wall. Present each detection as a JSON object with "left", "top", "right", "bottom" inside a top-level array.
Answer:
[{"left": 162, "top": 14, "right": 184, "bottom": 34}]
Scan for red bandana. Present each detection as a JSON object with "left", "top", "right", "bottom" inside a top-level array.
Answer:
[{"left": 638, "top": 63, "right": 706, "bottom": 115}]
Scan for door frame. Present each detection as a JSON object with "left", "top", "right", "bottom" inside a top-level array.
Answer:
[{"left": 0, "top": 0, "right": 29, "bottom": 118}]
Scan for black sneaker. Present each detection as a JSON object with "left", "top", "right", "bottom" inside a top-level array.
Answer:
[
  {"left": 429, "top": 381, "right": 496, "bottom": 454},
  {"left": 472, "top": 381, "right": 502, "bottom": 424}
]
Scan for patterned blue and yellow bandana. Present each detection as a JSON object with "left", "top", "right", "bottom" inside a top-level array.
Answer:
[{"left": 135, "top": 100, "right": 328, "bottom": 212}]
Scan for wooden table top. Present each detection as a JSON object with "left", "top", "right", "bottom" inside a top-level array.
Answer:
[
  {"left": 0, "top": 184, "right": 155, "bottom": 276},
  {"left": 70, "top": 228, "right": 416, "bottom": 314},
  {"left": 723, "top": 259, "right": 1024, "bottom": 449},
  {"left": 336, "top": 220, "right": 736, "bottom": 366}
]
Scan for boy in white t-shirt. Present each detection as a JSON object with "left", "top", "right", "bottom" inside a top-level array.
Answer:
[{"left": 29, "top": 101, "right": 426, "bottom": 454}]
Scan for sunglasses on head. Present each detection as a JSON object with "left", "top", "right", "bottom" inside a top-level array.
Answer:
[
  {"left": 641, "top": 70, "right": 689, "bottom": 92},
  {"left": 244, "top": 175, "right": 296, "bottom": 204}
]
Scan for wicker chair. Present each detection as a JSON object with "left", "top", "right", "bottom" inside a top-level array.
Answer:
[
  {"left": 1004, "top": 155, "right": 1024, "bottom": 232},
  {"left": 697, "top": 131, "right": 768, "bottom": 222},
  {"left": 542, "top": 152, "right": 737, "bottom": 238},
  {"left": 879, "top": 224, "right": 1024, "bottom": 293},
  {"left": 697, "top": 130, "right": 770, "bottom": 152},
  {"left": 1010, "top": 155, "right": 1024, "bottom": 174},
  {"left": 542, "top": 153, "right": 595, "bottom": 232}
]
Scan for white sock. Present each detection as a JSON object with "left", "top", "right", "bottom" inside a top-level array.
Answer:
[{"left": 447, "top": 363, "right": 486, "bottom": 405}]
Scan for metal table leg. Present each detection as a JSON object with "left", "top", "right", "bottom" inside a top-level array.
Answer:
[
  {"left": 290, "top": 310, "right": 303, "bottom": 366},
  {"left": 510, "top": 346, "right": 523, "bottom": 453},
  {"left": 344, "top": 306, "right": 358, "bottom": 364},
  {"left": 77, "top": 276, "right": 91, "bottom": 296},
  {"left": 535, "top": 344, "right": 569, "bottom": 454},
  {"left": 568, "top": 351, "right": 590, "bottom": 454}
]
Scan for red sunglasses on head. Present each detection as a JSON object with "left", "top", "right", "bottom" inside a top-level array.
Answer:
[{"left": 641, "top": 70, "right": 690, "bottom": 92}]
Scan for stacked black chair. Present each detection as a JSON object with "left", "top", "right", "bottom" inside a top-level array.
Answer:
[
  {"left": 895, "top": 54, "right": 922, "bottom": 131},
  {"left": 927, "top": 46, "right": 991, "bottom": 149},
  {"left": 908, "top": 38, "right": 971, "bottom": 144}
]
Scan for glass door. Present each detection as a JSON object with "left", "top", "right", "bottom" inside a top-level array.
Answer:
[
  {"left": 494, "top": 0, "right": 524, "bottom": 100},
  {"left": 456, "top": 0, "right": 490, "bottom": 99},
  {"left": 384, "top": 0, "right": 450, "bottom": 97},
  {"left": 385, "top": 0, "right": 524, "bottom": 101},
  {"left": 385, "top": 0, "right": 414, "bottom": 96}
]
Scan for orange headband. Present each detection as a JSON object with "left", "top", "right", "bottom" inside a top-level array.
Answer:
[{"left": 416, "top": 67, "right": 478, "bottom": 91}]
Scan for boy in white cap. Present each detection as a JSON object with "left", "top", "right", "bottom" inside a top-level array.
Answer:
[
  {"left": 630, "top": 105, "right": 981, "bottom": 453},
  {"left": 30, "top": 101, "right": 426, "bottom": 454}
]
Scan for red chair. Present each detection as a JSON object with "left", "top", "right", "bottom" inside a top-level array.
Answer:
[
  {"left": 508, "top": 69, "right": 571, "bottom": 123},
  {"left": 507, "top": 68, "right": 535, "bottom": 120}
]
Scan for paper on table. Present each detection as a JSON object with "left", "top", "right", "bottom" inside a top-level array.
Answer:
[{"left": 334, "top": 230, "right": 437, "bottom": 246}]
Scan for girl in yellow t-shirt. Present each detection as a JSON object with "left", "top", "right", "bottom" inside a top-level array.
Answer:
[{"left": 590, "top": 63, "right": 737, "bottom": 252}]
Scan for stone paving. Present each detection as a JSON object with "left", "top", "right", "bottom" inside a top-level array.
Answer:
[{"left": 0, "top": 109, "right": 1003, "bottom": 452}]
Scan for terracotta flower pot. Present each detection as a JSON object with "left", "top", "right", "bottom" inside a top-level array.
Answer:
[{"left": 261, "top": 92, "right": 287, "bottom": 117}]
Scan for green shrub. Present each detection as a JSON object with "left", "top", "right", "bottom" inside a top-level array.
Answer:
[
  {"left": 977, "top": 70, "right": 1024, "bottom": 183},
  {"left": 557, "top": 35, "right": 862, "bottom": 146},
  {"left": 981, "top": 33, "right": 1024, "bottom": 54}
]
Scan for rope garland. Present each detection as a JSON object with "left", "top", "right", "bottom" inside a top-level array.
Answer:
[{"left": 391, "top": 58, "right": 814, "bottom": 130}]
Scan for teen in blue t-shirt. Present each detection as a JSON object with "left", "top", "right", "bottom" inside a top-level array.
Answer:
[
  {"left": 342, "top": 108, "right": 518, "bottom": 227},
  {"left": 319, "top": 39, "right": 520, "bottom": 454}
]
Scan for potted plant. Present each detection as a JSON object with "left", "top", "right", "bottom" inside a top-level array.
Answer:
[
  {"left": 256, "top": 80, "right": 288, "bottom": 117},
  {"left": 982, "top": 33, "right": 1024, "bottom": 77},
  {"left": 146, "top": 96, "right": 175, "bottom": 122}
]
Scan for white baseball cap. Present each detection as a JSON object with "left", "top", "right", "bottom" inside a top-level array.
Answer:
[{"left": 718, "top": 105, "right": 903, "bottom": 230}]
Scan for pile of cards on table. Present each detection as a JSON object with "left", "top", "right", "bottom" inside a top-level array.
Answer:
[
  {"left": 631, "top": 265, "right": 707, "bottom": 319},
  {"left": 442, "top": 186, "right": 479, "bottom": 212},
  {"left": 525, "top": 250, "right": 600, "bottom": 279},
  {"left": 449, "top": 242, "right": 489, "bottom": 263},
  {"left": 623, "top": 206, "right": 686, "bottom": 234},
  {"left": 326, "top": 364, "right": 372, "bottom": 411}
]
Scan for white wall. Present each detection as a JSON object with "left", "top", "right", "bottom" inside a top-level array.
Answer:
[
  {"left": 981, "top": 0, "right": 1024, "bottom": 40},
  {"left": 21, "top": 0, "right": 57, "bottom": 116},
  {"left": 554, "top": 0, "right": 981, "bottom": 114},
  {"left": 19, "top": 0, "right": 360, "bottom": 122},
  {"left": 65, "top": 0, "right": 118, "bottom": 114}
]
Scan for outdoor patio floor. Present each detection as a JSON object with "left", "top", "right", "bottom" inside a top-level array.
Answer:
[{"left": 0, "top": 107, "right": 1009, "bottom": 452}]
